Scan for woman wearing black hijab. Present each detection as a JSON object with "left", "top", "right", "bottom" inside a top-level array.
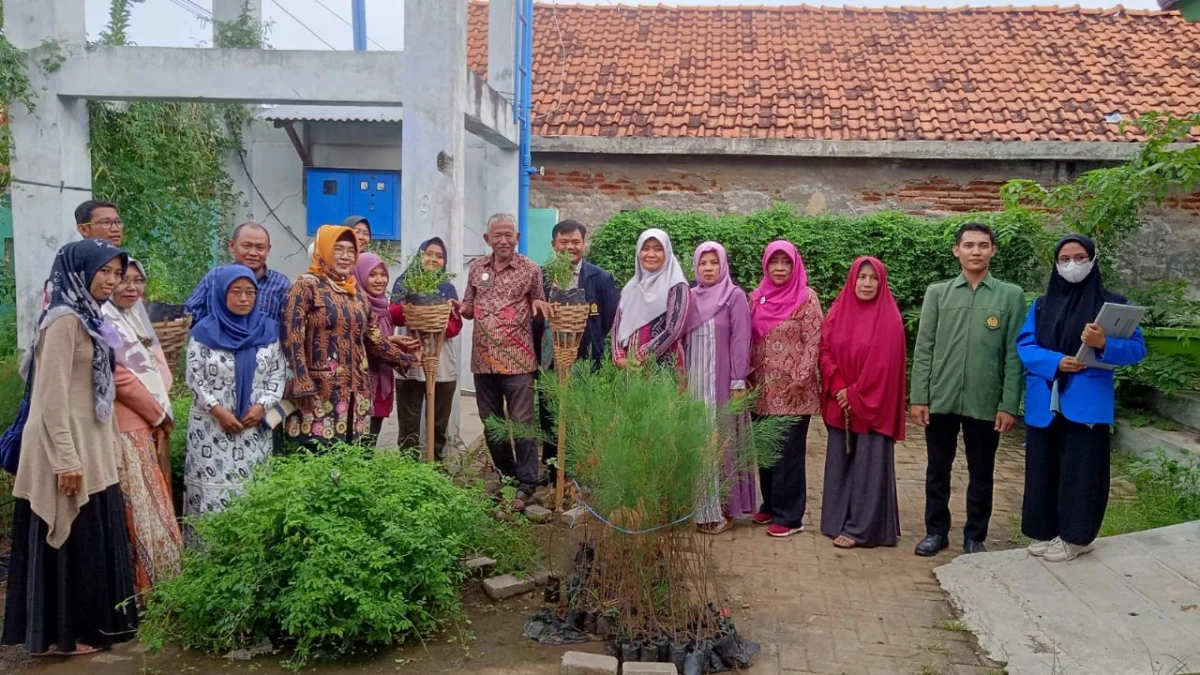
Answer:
[{"left": 1016, "top": 234, "right": 1146, "bottom": 563}]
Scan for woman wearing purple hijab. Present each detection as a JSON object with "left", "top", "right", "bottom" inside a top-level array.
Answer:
[{"left": 683, "top": 242, "right": 753, "bottom": 534}]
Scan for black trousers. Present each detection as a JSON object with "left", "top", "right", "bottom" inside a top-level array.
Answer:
[
  {"left": 474, "top": 373, "right": 539, "bottom": 493},
  {"left": 924, "top": 413, "right": 1000, "bottom": 543},
  {"left": 395, "top": 379, "right": 457, "bottom": 461},
  {"left": 1022, "top": 417, "right": 1111, "bottom": 546},
  {"left": 756, "top": 415, "right": 811, "bottom": 529}
]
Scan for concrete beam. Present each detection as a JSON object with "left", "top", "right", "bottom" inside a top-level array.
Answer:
[
  {"left": 465, "top": 70, "right": 518, "bottom": 150},
  {"left": 532, "top": 136, "right": 1195, "bottom": 162},
  {"left": 55, "top": 46, "right": 406, "bottom": 106}
]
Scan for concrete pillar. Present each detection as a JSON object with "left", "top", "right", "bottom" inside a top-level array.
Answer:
[
  {"left": 212, "top": 0, "right": 264, "bottom": 248},
  {"left": 484, "top": 0, "right": 520, "bottom": 231},
  {"left": 403, "top": 0, "right": 468, "bottom": 433},
  {"left": 212, "top": 0, "right": 263, "bottom": 30},
  {"left": 5, "top": 0, "right": 90, "bottom": 348}
]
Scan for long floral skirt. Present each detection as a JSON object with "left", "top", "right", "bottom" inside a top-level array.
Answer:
[{"left": 118, "top": 427, "right": 184, "bottom": 597}]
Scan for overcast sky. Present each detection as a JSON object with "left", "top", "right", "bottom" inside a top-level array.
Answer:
[{"left": 86, "top": 0, "right": 1162, "bottom": 51}]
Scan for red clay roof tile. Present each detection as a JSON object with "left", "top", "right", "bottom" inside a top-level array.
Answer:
[{"left": 466, "top": 2, "right": 1199, "bottom": 142}]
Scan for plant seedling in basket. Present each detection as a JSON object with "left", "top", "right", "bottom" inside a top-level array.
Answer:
[
  {"left": 400, "top": 253, "right": 455, "bottom": 305},
  {"left": 543, "top": 250, "right": 586, "bottom": 305}
]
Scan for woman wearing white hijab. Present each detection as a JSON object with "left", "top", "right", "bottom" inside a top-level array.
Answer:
[{"left": 612, "top": 228, "right": 691, "bottom": 371}]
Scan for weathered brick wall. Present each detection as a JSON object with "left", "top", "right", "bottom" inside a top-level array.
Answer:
[{"left": 530, "top": 153, "right": 1200, "bottom": 283}]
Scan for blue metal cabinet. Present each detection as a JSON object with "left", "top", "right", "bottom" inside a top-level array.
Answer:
[
  {"left": 351, "top": 172, "right": 399, "bottom": 240},
  {"left": 304, "top": 168, "right": 400, "bottom": 240}
]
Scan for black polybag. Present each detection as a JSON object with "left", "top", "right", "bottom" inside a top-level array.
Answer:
[{"left": 522, "top": 610, "right": 588, "bottom": 646}]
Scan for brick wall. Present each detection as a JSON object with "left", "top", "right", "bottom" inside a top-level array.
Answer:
[{"left": 530, "top": 153, "right": 1200, "bottom": 282}]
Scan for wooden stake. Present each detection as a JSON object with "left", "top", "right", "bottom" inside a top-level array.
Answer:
[{"left": 555, "top": 365, "right": 568, "bottom": 511}]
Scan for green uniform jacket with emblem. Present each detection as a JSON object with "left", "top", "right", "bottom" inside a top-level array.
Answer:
[{"left": 909, "top": 272, "right": 1027, "bottom": 421}]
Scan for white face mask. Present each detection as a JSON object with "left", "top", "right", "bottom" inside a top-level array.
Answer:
[{"left": 1056, "top": 258, "right": 1095, "bottom": 284}]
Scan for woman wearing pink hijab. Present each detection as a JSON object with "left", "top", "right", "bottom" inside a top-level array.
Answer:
[
  {"left": 748, "top": 240, "right": 824, "bottom": 538},
  {"left": 354, "top": 252, "right": 395, "bottom": 446},
  {"left": 683, "top": 242, "right": 753, "bottom": 534}
]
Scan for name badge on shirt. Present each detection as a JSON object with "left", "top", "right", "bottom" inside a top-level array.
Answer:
[
  {"left": 478, "top": 272, "right": 492, "bottom": 289},
  {"left": 985, "top": 315, "right": 1001, "bottom": 330},
  {"left": 590, "top": 302, "right": 599, "bottom": 316}
]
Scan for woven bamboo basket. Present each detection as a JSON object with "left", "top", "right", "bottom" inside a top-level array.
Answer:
[
  {"left": 151, "top": 316, "right": 192, "bottom": 367},
  {"left": 405, "top": 301, "right": 451, "bottom": 333},
  {"left": 548, "top": 302, "right": 589, "bottom": 334}
]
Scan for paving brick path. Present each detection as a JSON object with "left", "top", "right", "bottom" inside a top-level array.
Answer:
[{"left": 712, "top": 421, "right": 1025, "bottom": 675}]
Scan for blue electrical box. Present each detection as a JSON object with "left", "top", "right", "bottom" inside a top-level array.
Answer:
[{"left": 304, "top": 168, "right": 400, "bottom": 240}]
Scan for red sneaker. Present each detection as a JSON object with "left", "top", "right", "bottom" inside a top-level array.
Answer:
[
  {"left": 767, "top": 524, "right": 803, "bottom": 538},
  {"left": 751, "top": 512, "right": 772, "bottom": 526}
]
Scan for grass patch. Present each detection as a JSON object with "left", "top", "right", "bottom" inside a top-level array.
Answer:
[
  {"left": 1006, "top": 512, "right": 1031, "bottom": 548},
  {"left": 918, "top": 664, "right": 946, "bottom": 675},
  {"left": 934, "top": 619, "right": 973, "bottom": 634},
  {"left": 1100, "top": 452, "right": 1200, "bottom": 538}
]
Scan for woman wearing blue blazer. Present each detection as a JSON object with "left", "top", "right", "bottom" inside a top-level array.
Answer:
[{"left": 1017, "top": 234, "right": 1145, "bottom": 563}]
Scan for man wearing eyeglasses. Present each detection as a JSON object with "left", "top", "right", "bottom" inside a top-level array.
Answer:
[{"left": 76, "top": 200, "right": 125, "bottom": 247}]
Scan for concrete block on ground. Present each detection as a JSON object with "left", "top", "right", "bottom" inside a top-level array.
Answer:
[
  {"left": 525, "top": 504, "right": 554, "bottom": 523},
  {"left": 532, "top": 569, "right": 554, "bottom": 586},
  {"left": 1112, "top": 422, "right": 1200, "bottom": 463},
  {"left": 561, "top": 651, "right": 618, "bottom": 675},
  {"left": 483, "top": 573, "right": 536, "bottom": 600},
  {"left": 1154, "top": 390, "right": 1200, "bottom": 430},
  {"left": 623, "top": 663, "right": 678, "bottom": 674},
  {"left": 560, "top": 506, "right": 588, "bottom": 527},
  {"left": 464, "top": 556, "right": 497, "bottom": 572}
]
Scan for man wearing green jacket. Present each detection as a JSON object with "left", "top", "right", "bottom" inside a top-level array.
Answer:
[{"left": 910, "top": 223, "right": 1026, "bottom": 556}]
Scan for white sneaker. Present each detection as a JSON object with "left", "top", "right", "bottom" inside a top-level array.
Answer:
[
  {"left": 1044, "top": 538, "right": 1095, "bottom": 563},
  {"left": 1027, "top": 538, "right": 1056, "bottom": 557}
]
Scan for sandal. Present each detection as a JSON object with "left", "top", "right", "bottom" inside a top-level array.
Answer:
[
  {"left": 696, "top": 519, "right": 731, "bottom": 535},
  {"left": 833, "top": 534, "right": 857, "bottom": 549},
  {"left": 511, "top": 490, "right": 531, "bottom": 513}
]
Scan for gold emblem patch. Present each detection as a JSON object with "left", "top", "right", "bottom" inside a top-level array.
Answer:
[
  {"left": 590, "top": 302, "right": 599, "bottom": 315},
  {"left": 985, "top": 315, "right": 1001, "bottom": 330}
]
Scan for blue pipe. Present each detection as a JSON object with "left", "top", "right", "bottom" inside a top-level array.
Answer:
[
  {"left": 516, "top": 0, "right": 535, "bottom": 254},
  {"left": 351, "top": 0, "right": 367, "bottom": 51}
]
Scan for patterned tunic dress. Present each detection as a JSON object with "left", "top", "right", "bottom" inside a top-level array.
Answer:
[
  {"left": 282, "top": 274, "right": 414, "bottom": 446},
  {"left": 750, "top": 293, "right": 825, "bottom": 416},
  {"left": 184, "top": 339, "right": 286, "bottom": 545}
]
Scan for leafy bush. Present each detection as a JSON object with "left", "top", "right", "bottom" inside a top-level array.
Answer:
[
  {"left": 169, "top": 394, "right": 192, "bottom": 486},
  {"left": 140, "top": 446, "right": 537, "bottom": 668},
  {"left": 0, "top": 357, "right": 25, "bottom": 431},
  {"left": 588, "top": 205, "right": 1047, "bottom": 316}
]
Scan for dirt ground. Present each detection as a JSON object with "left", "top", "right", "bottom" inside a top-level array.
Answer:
[{"left": 0, "top": 421, "right": 1025, "bottom": 675}]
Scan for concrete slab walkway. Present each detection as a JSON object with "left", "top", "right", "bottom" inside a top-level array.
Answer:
[{"left": 936, "top": 521, "right": 1200, "bottom": 675}]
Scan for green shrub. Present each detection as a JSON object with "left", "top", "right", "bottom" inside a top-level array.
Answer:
[
  {"left": 169, "top": 394, "right": 192, "bottom": 485},
  {"left": 0, "top": 357, "right": 25, "bottom": 431},
  {"left": 587, "top": 205, "right": 1047, "bottom": 316},
  {"left": 140, "top": 446, "right": 537, "bottom": 668}
]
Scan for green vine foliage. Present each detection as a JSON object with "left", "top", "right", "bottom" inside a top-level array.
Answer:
[
  {"left": 588, "top": 205, "right": 1047, "bottom": 322},
  {"left": 88, "top": 0, "right": 265, "bottom": 304},
  {"left": 1001, "top": 112, "right": 1200, "bottom": 271}
]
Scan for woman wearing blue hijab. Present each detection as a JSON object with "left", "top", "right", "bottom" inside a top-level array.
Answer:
[{"left": 183, "top": 265, "right": 286, "bottom": 545}]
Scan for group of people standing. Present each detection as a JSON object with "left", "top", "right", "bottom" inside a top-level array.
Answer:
[
  {"left": 1, "top": 197, "right": 1145, "bottom": 657},
  {"left": 601, "top": 221, "right": 1144, "bottom": 567}
]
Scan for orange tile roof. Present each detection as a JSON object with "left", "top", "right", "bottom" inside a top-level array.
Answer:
[{"left": 465, "top": 3, "right": 1200, "bottom": 142}]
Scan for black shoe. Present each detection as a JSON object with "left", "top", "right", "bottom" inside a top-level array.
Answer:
[
  {"left": 914, "top": 534, "right": 949, "bottom": 557},
  {"left": 963, "top": 540, "right": 987, "bottom": 554}
]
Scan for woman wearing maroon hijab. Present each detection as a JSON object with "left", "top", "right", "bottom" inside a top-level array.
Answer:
[{"left": 818, "top": 257, "right": 906, "bottom": 548}]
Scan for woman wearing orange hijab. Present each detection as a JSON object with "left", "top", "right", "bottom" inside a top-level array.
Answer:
[{"left": 281, "top": 226, "right": 421, "bottom": 450}]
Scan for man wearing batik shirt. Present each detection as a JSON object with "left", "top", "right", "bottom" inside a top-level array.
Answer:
[{"left": 461, "top": 213, "right": 552, "bottom": 511}]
